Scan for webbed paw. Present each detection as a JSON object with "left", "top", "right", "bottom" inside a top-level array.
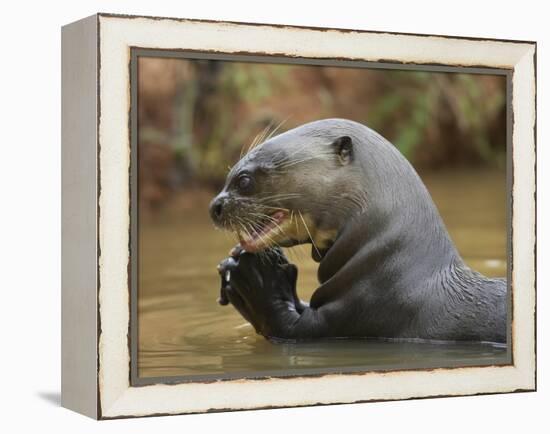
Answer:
[{"left": 216, "top": 247, "right": 300, "bottom": 336}]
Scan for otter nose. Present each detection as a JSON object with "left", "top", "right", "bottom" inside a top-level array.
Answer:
[{"left": 209, "top": 195, "right": 226, "bottom": 223}]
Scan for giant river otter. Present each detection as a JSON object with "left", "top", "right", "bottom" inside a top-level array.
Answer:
[{"left": 209, "top": 119, "right": 507, "bottom": 343}]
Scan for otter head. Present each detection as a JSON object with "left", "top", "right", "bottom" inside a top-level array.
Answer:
[{"left": 209, "top": 125, "right": 366, "bottom": 261}]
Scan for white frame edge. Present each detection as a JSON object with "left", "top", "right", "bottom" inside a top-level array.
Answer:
[
  {"left": 94, "top": 14, "right": 536, "bottom": 419},
  {"left": 61, "top": 14, "right": 99, "bottom": 419}
]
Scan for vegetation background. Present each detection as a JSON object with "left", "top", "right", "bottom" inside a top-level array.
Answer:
[{"left": 137, "top": 57, "right": 507, "bottom": 212}]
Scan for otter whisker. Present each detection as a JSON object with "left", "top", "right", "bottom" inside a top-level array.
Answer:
[
  {"left": 259, "top": 205, "right": 292, "bottom": 212},
  {"left": 239, "top": 137, "right": 247, "bottom": 159},
  {"left": 247, "top": 211, "right": 277, "bottom": 220},
  {"left": 264, "top": 117, "right": 289, "bottom": 142},
  {"left": 298, "top": 211, "right": 321, "bottom": 259},
  {"left": 241, "top": 217, "right": 261, "bottom": 237},
  {"left": 251, "top": 128, "right": 267, "bottom": 149},
  {"left": 256, "top": 193, "right": 302, "bottom": 202},
  {"left": 245, "top": 120, "right": 277, "bottom": 156},
  {"left": 248, "top": 211, "right": 285, "bottom": 224},
  {"left": 276, "top": 149, "right": 334, "bottom": 163},
  {"left": 271, "top": 143, "right": 334, "bottom": 169},
  {"left": 242, "top": 123, "right": 270, "bottom": 158},
  {"left": 243, "top": 133, "right": 261, "bottom": 158},
  {"left": 234, "top": 217, "right": 255, "bottom": 243},
  {"left": 247, "top": 212, "right": 291, "bottom": 243},
  {"left": 246, "top": 223, "right": 283, "bottom": 264},
  {"left": 238, "top": 216, "right": 264, "bottom": 242},
  {"left": 238, "top": 212, "right": 289, "bottom": 258},
  {"left": 256, "top": 191, "right": 302, "bottom": 196},
  {"left": 276, "top": 153, "right": 335, "bottom": 169},
  {"left": 253, "top": 124, "right": 271, "bottom": 148},
  {"left": 292, "top": 211, "right": 300, "bottom": 239},
  {"left": 267, "top": 218, "right": 290, "bottom": 241},
  {"left": 291, "top": 211, "right": 306, "bottom": 258},
  {"left": 257, "top": 195, "right": 302, "bottom": 202},
  {"left": 256, "top": 121, "right": 274, "bottom": 146}
]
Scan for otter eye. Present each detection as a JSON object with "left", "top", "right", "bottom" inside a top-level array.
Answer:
[{"left": 237, "top": 175, "right": 253, "bottom": 193}]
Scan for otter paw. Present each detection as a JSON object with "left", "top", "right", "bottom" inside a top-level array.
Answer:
[{"left": 223, "top": 249, "right": 300, "bottom": 336}]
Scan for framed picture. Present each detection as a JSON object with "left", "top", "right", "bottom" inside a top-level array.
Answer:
[{"left": 61, "top": 13, "right": 536, "bottom": 419}]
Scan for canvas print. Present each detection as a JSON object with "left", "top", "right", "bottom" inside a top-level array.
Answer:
[{"left": 135, "top": 55, "right": 509, "bottom": 381}]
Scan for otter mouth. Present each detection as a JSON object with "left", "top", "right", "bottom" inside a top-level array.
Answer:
[{"left": 238, "top": 210, "right": 289, "bottom": 252}]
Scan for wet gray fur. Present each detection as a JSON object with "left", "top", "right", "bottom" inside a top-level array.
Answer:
[{"left": 214, "top": 119, "right": 506, "bottom": 343}]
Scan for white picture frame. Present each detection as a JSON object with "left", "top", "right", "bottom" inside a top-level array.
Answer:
[{"left": 61, "top": 13, "right": 536, "bottom": 419}]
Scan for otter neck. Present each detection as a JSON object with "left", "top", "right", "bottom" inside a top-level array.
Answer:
[{"left": 315, "top": 140, "right": 461, "bottom": 291}]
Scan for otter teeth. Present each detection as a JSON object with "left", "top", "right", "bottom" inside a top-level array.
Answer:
[{"left": 239, "top": 211, "right": 287, "bottom": 252}]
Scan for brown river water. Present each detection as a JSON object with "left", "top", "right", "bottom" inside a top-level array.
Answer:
[{"left": 137, "top": 169, "right": 509, "bottom": 380}]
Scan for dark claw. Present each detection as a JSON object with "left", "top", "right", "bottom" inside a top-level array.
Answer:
[
  {"left": 218, "top": 278, "right": 230, "bottom": 305},
  {"left": 217, "top": 256, "right": 239, "bottom": 306},
  {"left": 218, "top": 256, "right": 238, "bottom": 274}
]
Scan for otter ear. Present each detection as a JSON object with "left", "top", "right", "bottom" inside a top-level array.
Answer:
[{"left": 332, "top": 136, "right": 353, "bottom": 165}]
